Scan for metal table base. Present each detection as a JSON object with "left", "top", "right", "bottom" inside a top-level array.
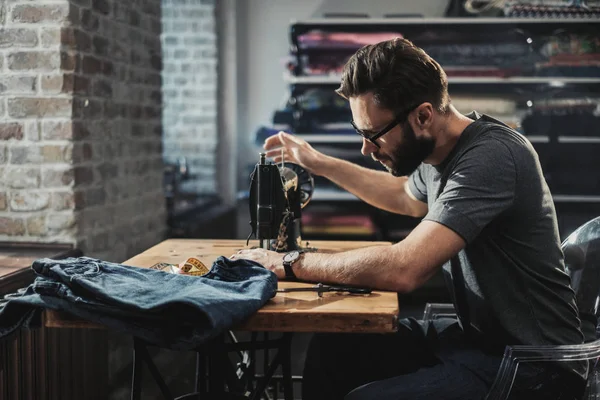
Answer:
[{"left": 130, "top": 332, "right": 294, "bottom": 400}]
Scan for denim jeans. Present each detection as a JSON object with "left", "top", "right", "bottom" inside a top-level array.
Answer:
[
  {"left": 303, "top": 318, "right": 585, "bottom": 400},
  {"left": 0, "top": 256, "right": 277, "bottom": 349}
]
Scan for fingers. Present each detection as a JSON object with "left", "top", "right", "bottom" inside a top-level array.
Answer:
[
  {"left": 279, "top": 131, "right": 305, "bottom": 145},
  {"left": 263, "top": 131, "right": 286, "bottom": 150},
  {"left": 230, "top": 249, "right": 258, "bottom": 258},
  {"left": 230, "top": 249, "right": 243, "bottom": 260},
  {"left": 265, "top": 148, "right": 286, "bottom": 159},
  {"left": 263, "top": 131, "right": 304, "bottom": 151}
]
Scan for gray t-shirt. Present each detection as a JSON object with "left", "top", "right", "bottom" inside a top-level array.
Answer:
[{"left": 408, "top": 111, "right": 587, "bottom": 378}]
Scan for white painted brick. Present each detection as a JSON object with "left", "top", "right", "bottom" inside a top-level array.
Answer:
[
  {"left": 25, "top": 120, "right": 40, "bottom": 141},
  {"left": 10, "top": 192, "right": 50, "bottom": 212},
  {"left": 5, "top": 166, "right": 41, "bottom": 189},
  {"left": 0, "top": 76, "right": 37, "bottom": 94}
]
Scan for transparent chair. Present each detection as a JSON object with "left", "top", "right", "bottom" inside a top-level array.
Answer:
[{"left": 423, "top": 216, "right": 600, "bottom": 400}]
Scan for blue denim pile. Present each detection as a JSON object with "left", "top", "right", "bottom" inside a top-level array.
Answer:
[{"left": 0, "top": 256, "right": 277, "bottom": 349}]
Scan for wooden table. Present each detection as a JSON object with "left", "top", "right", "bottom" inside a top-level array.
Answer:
[
  {"left": 45, "top": 239, "right": 399, "bottom": 333},
  {"left": 42, "top": 239, "right": 399, "bottom": 400}
]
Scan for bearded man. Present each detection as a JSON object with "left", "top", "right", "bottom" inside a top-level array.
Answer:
[{"left": 233, "top": 38, "right": 588, "bottom": 400}]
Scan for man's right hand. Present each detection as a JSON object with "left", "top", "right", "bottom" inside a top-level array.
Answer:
[
  {"left": 263, "top": 132, "right": 427, "bottom": 218},
  {"left": 263, "top": 131, "right": 327, "bottom": 176}
]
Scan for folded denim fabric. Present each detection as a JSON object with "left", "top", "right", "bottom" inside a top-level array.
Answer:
[{"left": 0, "top": 256, "right": 277, "bottom": 349}]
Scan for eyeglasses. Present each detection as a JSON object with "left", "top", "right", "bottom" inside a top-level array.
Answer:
[{"left": 350, "top": 104, "right": 419, "bottom": 148}]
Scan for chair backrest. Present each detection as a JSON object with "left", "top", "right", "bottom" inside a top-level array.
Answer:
[{"left": 562, "top": 216, "right": 600, "bottom": 340}]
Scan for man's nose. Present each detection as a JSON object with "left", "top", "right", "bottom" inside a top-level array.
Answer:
[{"left": 361, "top": 138, "right": 377, "bottom": 156}]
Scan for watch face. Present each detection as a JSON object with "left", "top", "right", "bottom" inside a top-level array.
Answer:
[{"left": 283, "top": 250, "right": 300, "bottom": 263}]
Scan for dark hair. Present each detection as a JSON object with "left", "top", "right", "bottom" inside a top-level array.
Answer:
[{"left": 336, "top": 38, "right": 449, "bottom": 114}]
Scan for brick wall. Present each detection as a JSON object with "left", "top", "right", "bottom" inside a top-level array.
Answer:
[
  {"left": 1, "top": 1, "right": 75, "bottom": 244},
  {"left": 161, "top": 0, "right": 217, "bottom": 194},
  {"left": 69, "top": 0, "right": 166, "bottom": 262},
  {"left": 0, "top": 0, "right": 167, "bottom": 263}
]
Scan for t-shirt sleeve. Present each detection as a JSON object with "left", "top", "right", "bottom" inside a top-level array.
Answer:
[
  {"left": 425, "top": 138, "right": 517, "bottom": 243},
  {"left": 408, "top": 165, "right": 428, "bottom": 203}
]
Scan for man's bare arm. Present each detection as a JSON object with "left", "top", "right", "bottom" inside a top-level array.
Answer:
[
  {"left": 263, "top": 132, "right": 427, "bottom": 217},
  {"left": 319, "top": 155, "right": 427, "bottom": 217},
  {"left": 292, "top": 220, "right": 466, "bottom": 292}
]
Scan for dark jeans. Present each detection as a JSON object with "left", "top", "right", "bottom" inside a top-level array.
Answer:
[
  {"left": 0, "top": 256, "right": 277, "bottom": 350},
  {"left": 302, "top": 318, "right": 584, "bottom": 400}
]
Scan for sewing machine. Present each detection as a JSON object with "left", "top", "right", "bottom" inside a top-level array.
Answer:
[{"left": 248, "top": 153, "right": 314, "bottom": 252}]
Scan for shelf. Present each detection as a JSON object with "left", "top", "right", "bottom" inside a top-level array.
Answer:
[
  {"left": 296, "top": 134, "right": 359, "bottom": 143},
  {"left": 238, "top": 189, "right": 360, "bottom": 202},
  {"left": 291, "top": 17, "right": 600, "bottom": 26},
  {"left": 557, "top": 137, "right": 600, "bottom": 144},
  {"left": 269, "top": 133, "right": 600, "bottom": 146},
  {"left": 448, "top": 77, "right": 600, "bottom": 84},
  {"left": 238, "top": 190, "right": 599, "bottom": 205},
  {"left": 295, "top": 134, "right": 560, "bottom": 145},
  {"left": 288, "top": 134, "right": 598, "bottom": 145},
  {"left": 312, "top": 189, "right": 359, "bottom": 202},
  {"left": 297, "top": 135, "right": 600, "bottom": 145},
  {"left": 311, "top": 190, "right": 600, "bottom": 204},
  {"left": 553, "top": 195, "right": 600, "bottom": 203},
  {"left": 285, "top": 75, "right": 340, "bottom": 84},
  {"left": 285, "top": 74, "right": 600, "bottom": 85},
  {"left": 527, "top": 136, "right": 550, "bottom": 143}
]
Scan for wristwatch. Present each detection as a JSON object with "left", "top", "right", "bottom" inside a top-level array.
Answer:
[{"left": 282, "top": 250, "right": 302, "bottom": 280}]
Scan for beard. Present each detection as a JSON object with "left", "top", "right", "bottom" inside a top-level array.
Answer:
[{"left": 373, "top": 122, "right": 435, "bottom": 177}]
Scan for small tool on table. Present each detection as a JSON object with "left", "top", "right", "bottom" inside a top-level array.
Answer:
[{"left": 277, "top": 283, "right": 372, "bottom": 298}]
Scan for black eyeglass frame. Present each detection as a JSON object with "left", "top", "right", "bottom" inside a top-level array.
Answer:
[{"left": 350, "top": 104, "right": 420, "bottom": 148}]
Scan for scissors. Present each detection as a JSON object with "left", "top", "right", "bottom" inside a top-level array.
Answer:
[{"left": 276, "top": 283, "right": 372, "bottom": 298}]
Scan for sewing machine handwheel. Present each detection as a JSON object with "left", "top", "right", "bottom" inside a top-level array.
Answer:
[{"left": 283, "top": 162, "right": 314, "bottom": 208}]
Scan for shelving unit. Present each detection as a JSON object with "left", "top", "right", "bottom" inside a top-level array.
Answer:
[
  {"left": 291, "top": 134, "right": 600, "bottom": 145},
  {"left": 295, "top": 134, "right": 362, "bottom": 143},
  {"left": 284, "top": 74, "right": 600, "bottom": 85},
  {"left": 255, "top": 16, "right": 600, "bottom": 242},
  {"left": 290, "top": 17, "right": 600, "bottom": 25}
]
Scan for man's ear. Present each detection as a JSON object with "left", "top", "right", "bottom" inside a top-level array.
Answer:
[
  {"left": 416, "top": 103, "right": 434, "bottom": 128},
  {"left": 335, "top": 87, "right": 348, "bottom": 100}
]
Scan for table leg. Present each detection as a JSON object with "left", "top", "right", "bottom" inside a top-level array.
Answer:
[
  {"left": 130, "top": 333, "right": 295, "bottom": 400},
  {"left": 248, "top": 332, "right": 295, "bottom": 400},
  {"left": 194, "top": 351, "right": 206, "bottom": 395},
  {"left": 280, "top": 333, "right": 294, "bottom": 400},
  {"left": 130, "top": 339, "right": 143, "bottom": 400},
  {"left": 246, "top": 332, "right": 258, "bottom": 393},
  {"left": 130, "top": 338, "right": 174, "bottom": 400}
]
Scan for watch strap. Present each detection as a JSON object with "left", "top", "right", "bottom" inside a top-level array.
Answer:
[{"left": 283, "top": 261, "right": 297, "bottom": 280}]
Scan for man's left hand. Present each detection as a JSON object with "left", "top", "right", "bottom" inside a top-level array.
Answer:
[{"left": 231, "top": 248, "right": 285, "bottom": 279}]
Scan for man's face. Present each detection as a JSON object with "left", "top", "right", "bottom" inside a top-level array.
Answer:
[{"left": 349, "top": 93, "right": 435, "bottom": 177}]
